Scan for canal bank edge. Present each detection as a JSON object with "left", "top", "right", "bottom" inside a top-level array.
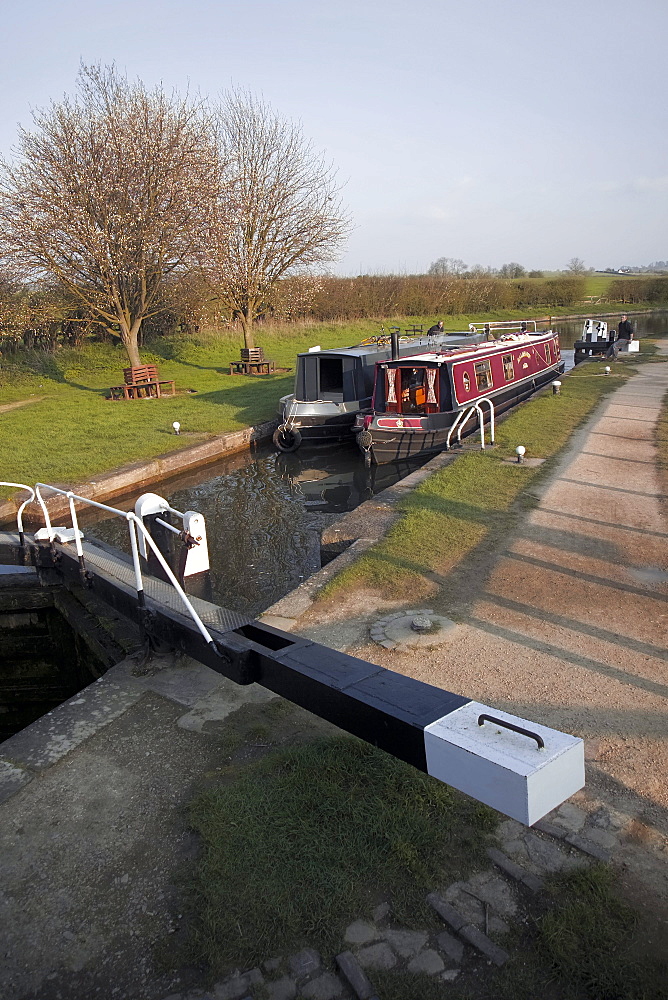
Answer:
[
  {"left": 258, "top": 370, "right": 614, "bottom": 633},
  {"left": 0, "top": 418, "right": 278, "bottom": 523},
  {"left": 259, "top": 450, "right": 461, "bottom": 632}
]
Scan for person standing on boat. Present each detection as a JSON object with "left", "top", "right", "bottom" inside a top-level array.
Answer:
[
  {"left": 427, "top": 320, "right": 444, "bottom": 336},
  {"left": 605, "top": 314, "right": 634, "bottom": 360}
]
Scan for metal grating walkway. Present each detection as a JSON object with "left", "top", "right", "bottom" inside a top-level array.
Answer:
[{"left": 79, "top": 540, "right": 251, "bottom": 633}]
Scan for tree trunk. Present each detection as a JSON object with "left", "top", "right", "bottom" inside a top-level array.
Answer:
[
  {"left": 120, "top": 317, "right": 143, "bottom": 367},
  {"left": 239, "top": 305, "right": 256, "bottom": 350}
]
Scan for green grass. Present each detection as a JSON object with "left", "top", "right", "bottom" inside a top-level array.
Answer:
[
  {"left": 319, "top": 362, "right": 629, "bottom": 600},
  {"left": 185, "top": 734, "right": 496, "bottom": 975}
]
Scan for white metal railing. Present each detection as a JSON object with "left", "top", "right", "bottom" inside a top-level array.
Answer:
[
  {"left": 446, "top": 397, "right": 495, "bottom": 451},
  {"left": 1, "top": 481, "right": 217, "bottom": 650},
  {"left": 468, "top": 320, "right": 539, "bottom": 335},
  {"left": 1, "top": 483, "right": 36, "bottom": 545}
]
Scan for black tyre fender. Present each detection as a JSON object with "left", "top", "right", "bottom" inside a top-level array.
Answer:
[
  {"left": 357, "top": 429, "right": 373, "bottom": 452},
  {"left": 273, "top": 425, "right": 302, "bottom": 453}
]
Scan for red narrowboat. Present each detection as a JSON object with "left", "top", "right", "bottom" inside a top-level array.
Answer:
[{"left": 355, "top": 327, "right": 564, "bottom": 464}]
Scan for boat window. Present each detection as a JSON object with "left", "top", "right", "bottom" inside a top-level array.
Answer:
[
  {"left": 474, "top": 359, "right": 493, "bottom": 391},
  {"left": 318, "top": 357, "right": 344, "bottom": 395},
  {"left": 545, "top": 342, "right": 552, "bottom": 363},
  {"left": 502, "top": 354, "right": 514, "bottom": 381},
  {"left": 463, "top": 372, "right": 471, "bottom": 393},
  {"left": 400, "top": 367, "right": 428, "bottom": 413}
]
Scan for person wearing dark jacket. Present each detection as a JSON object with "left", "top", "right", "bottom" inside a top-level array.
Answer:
[
  {"left": 427, "top": 320, "right": 444, "bottom": 336},
  {"left": 606, "top": 314, "right": 634, "bottom": 359}
]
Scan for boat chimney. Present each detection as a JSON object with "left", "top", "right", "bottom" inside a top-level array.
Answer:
[{"left": 391, "top": 329, "right": 400, "bottom": 360}]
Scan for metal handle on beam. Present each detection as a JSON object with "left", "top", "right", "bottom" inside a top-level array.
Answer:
[{"left": 477, "top": 714, "right": 545, "bottom": 749}]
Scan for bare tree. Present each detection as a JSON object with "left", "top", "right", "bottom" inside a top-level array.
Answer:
[
  {"left": 566, "top": 257, "right": 587, "bottom": 275},
  {"left": 213, "top": 90, "right": 350, "bottom": 349},
  {"left": 427, "top": 257, "right": 468, "bottom": 277},
  {"left": 0, "top": 64, "right": 224, "bottom": 367},
  {"left": 498, "top": 262, "right": 527, "bottom": 278}
]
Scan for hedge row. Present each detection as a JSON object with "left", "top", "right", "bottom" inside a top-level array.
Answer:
[{"left": 305, "top": 275, "right": 586, "bottom": 321}]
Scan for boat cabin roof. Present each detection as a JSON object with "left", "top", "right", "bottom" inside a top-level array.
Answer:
[
  {"left": 296, "top": 331, "right": 474, "bottom": 361},
  {"left": 381, "top": 331, "right": 555, "bottom": 366}
]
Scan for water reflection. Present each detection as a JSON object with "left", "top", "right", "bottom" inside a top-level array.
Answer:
[
  {"left": 86, "top": 445, "right": 428, "bottom": 618},
  {"left": 553, "top": 310, "right": 668, "bottom": 349}
]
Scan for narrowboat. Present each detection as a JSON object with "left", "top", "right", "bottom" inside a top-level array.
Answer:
[
  {"left": 273, "top": 328, "right": 484, "bottom": 452},
  {"left": 355, "top": 326, "right": 565, "bottom": 465}
]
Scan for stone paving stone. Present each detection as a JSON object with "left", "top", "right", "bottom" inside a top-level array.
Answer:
[
  {"left": 458, "top": 925, "right": 509, "bottom": 967},
  {"left": 301, "top": 972, "right": 346, "bottom": 999},
  {"left": 466, "top": 872, "right": 518, "bottom": 919},
  {"left": 407, "top": 949, "right": 445, "bottom": 975},
  {"left": 444, "top": 883, "right": 485, "bottom": 926},
  {"left": 356, "top": 942, "right": 397, "bottom": 971},
  {"left": 565, "top": 833, "right": 611, "bottom": 862},
  {"left": 436, "top": 930, "right": 464, "bottom": 964},
  {"left": 486, "top": 848, "right": 544, "bottom": 893},
  {"left": 336, "top": 951, "right": 377, "bottom": 1000},
  {"left": 589, "top": 806, "right": 629, "bottom": 831},
  {"left": 441, "top": 970, "right": 460, "bottom": 982},
  {"left": 500, "top": 838, "right": 534, "bottom": 865},
  {"left": 212, "top": 969, "right": 264, "bottom": 1000},
  {"left": 577, "top": 826, "right": 618, "bottom": 850},
  {"left": 524, "top": 833, "right": 573, "bottom": 872},
  {"left": 534, "top": 819, "right": 568, "bottom": 840},
  {"left": 344, "top": 920, "right": 380, "bottom": 945},
  {"left": 383, "top": 929, "right": 428, "bottom": 957},
  {"left": 0, "top": 759, "right": 33, "bottom": 805},
  {"left": 496, "top": 819, "right": 526, "bottom": 842},
  {"left": 446, "top": 888, "right": 506, "bottom": 934},
  {"left": 379, "top": 640, "right": 395, "bottom": 649},
  {"left": 553, "top": 803, "right": 587, "bottom": 832},
  {"left": 426, "top": 892, "right": 465, "bottom": 932},
  {"left": 288, "top": 949, "right": 322, "bottom": 980},
  {"left": 266, "top": 977, "right": 296, "bottom": 1000}
]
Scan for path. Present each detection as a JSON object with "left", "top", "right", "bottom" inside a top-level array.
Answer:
[
  {"left": 290, "top": 360, "right": 668, "bottom": 934},
  {"left": 0, "top": 397, "right": 44, "bottom": 414}
]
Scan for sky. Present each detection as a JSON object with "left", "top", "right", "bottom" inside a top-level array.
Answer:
[{"left": 1, "top": 0, "right": 666, "bottom": 275}]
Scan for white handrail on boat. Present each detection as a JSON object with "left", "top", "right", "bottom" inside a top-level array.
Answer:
[
  {"left": 477, "top": 397, "right": 495, "bottom": 446},
  {"left": 446, "top": 396, "right": 495, "bottom": 451},
  {"left": 468, "top": 320, "right": 538, "bottom": 334},
  {"left": 1, "top": 481, "right": 218, "bottom": 650}
]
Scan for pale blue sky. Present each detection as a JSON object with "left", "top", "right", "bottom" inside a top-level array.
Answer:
[{"left": 1, "top": 0, "right": 666, "bottom": 274}]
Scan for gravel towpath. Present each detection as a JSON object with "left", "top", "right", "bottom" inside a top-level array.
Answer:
[{"left": 293, "top": 359, "right": 668, "bottom": 934}]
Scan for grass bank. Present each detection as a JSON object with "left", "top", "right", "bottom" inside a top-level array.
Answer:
[{"left": 318, "top": 360, "right": 636, "bottom": 602}]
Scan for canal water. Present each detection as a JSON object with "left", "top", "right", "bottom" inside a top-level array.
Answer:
[
  {"left": 555, "top": 310, "right": 668, "bottom": 349},
  {"left": 85, "top": 310, "right": 666, "bottom": 619},
  {"left": 85, "top": 446, "right": 429, "bottom": 618}
]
